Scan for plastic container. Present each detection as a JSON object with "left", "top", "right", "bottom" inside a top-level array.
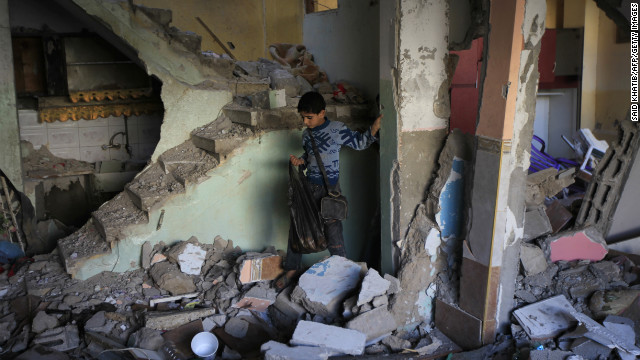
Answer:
[{"left": 190, "top": 332, "right": 219, "bottom": 360}]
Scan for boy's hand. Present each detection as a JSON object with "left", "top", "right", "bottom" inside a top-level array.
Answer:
[
  {"left": 371, "top": 114, "right": 383, "bottom": 136},
  {"left": 290, "top": 155, "right": 305, "bottom": 166}
]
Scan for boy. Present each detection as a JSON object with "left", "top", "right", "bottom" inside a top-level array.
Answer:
[{"left": 276, "top": 91, "right": 382, "bottom": 289}]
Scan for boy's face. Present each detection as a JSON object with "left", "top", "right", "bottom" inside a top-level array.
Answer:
[{"left": 300, "top": 110, "right": 326, "bottom": 129}]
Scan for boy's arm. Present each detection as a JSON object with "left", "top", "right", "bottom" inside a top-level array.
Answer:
[{"left": 337, "top": 122, "right": 378, "bottom": 150}]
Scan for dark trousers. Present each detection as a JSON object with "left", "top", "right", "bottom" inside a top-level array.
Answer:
[{"left": 284, "top": 182, "right": 346, "bottom": 271}]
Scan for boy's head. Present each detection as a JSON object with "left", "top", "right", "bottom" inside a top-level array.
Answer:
[{"left": 298, "top": 91, "right": 326, "bottom": 129}]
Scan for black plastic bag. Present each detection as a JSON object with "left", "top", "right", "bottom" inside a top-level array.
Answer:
[{"left": 288, "top": 163, "right": 327, "bottom": 253}]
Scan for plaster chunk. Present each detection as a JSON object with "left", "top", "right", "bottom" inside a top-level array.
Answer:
[
  {"left": 345, "top": 306, "right": 397, "bottom": 341},
  {"left": 357, "top": 269, "right": 391, "bottom": 306},
  {"left": 520, "top": 243, "right": 548, "bottom": 276},
  {"left": 32, "top": 311, "right": 58, "bottom": 334},
  {"left": 541, "top": 228, "right": 608, "bottom": 263},
  {"left": 291, "top": 256, "right": 361, "bottom": 317},
  {"left": 261, "top": 340, "right": 335, "bottom": 360},
  {"left": 291, "top": 320, "right": 366, "bottom": 356},
  {"left": 165, "top": 237, "right": 207, "bottom": 275}
]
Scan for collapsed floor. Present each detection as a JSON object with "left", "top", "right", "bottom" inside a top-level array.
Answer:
[{"left": 1, "top": 227, "right": 640, "bottom": 359}]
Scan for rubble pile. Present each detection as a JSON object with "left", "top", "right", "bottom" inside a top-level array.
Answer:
[
  {"left": 0, "top": 236, "right": 464, "bottom": 359},
  {"left": 507, "top": 232, "right": 640, "bottom": 359}
]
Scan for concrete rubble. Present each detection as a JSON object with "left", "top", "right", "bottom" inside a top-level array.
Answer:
[{"left": 0, "top": 238, "right": 467, "bottom": 359}]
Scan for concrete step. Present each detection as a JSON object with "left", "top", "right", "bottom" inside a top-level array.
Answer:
[
  {"left": 91, "top": 192, "right": 149, "bottom": 244},
  {"left": 158, "top": 140, "right": 220, "bottom": 186},
  {"left": 191, "top": 122, "right": 254, "bottom": 158},
  {"left": 222, "top": 105, "right": 303, "bottom": 130},
  {"left": 58, "top": 221, "right": 112, "bottom": 278},
  {"left": 125, "top": 164, "right": 185, "bottom": 212}
]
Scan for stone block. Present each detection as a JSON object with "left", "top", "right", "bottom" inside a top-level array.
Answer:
[
  {"left": 238, "top": 254, "right": 283, "bottom": 284},
  {"left": 269, "top": 69, "right": 300, "bottom": 97},
  {"left": 32, "top": 311, "right": 58, "bottom": 334},
  {"left": 384, "top": 274, "right": 402, "bottom": 295},
  {"left": 261, "top": 340, "right": 335, "bottom": 360},
  {"left": 513, "top": 295, "right": 576, "bottom": 340},
  {"left": 224, "top": 317, "right": 249, "bottom": 338},
  {"left": 144, "top": 308, "right": 216, "bottom": 330},
  {"left": 345, "top": 306, "right": 397, "bottom": 341},
  {"left": 524, "top": 207, "right": 553, "bottom": 241},
  {"left": 269, "top": 286, "right": 307, "bottom": 331},
  {"left": 165, "top": 237, "right": 207, "bottom": 275},
  {"left": 235, "top": 81, "right": 270, "bottom": 96},
  {"left": 520, "top": 243, "right": 548, "bottom": 276},
  {"left": 33, "top": 325, "right": 80, "bottom": 352},
  {"left": 381, "top": 335, "right": 411, "bottom": 352},
  {"left": 291, "top": 320, "right": 366, "bottom": 356},
  {"left": 249, "top": 90, "right": 270, "bottom": 109},
  {"left": 232, "top": 284, "right": 277, "bottom": 312},
  {"left": 223, "top": 106, "right": 259, "bottom": 126},
  {"left": 357, "top": 269, "right": 390, "bottom": 306},
  {"left": 291, "top": 256, "right": 361, "bottom": 317},
  {"left": 149, "top": 261, "right": 196, "bottom": 295},
  {"left": 541, "top": 228, "right": 608, "bottom": 263},
  {"left": 372, "top": 295, "right": 389, "bottom": 308}
]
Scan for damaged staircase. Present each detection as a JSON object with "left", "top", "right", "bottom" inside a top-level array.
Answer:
[{"left": 56, "top": 0, "right": 374, "bottom": 280}]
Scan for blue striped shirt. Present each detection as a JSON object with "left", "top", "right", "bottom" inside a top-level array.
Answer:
[{"left": 301, "top": 119, "right": 377, "bottom": 186}]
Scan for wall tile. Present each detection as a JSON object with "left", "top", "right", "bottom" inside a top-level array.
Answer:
[
  {"left": 49, "top": 147, "right": 81, "bottom": 161},
  {"left": 47, "top": 120, "right": 79, "bottom": 129},
  {"left": 80, "top": 146, "right": 110, "bottom": 163},
  {"left": 107, "top": 115, "right": 125, "bottom": 127},
  {"left": 19, "top": 129, "right": 48, "bottom": 149},
  {"left": 78, "top": 117, "right": 109, "bottom": 127},
  {"left": 79, "top": 126, "right": 110, "bottom": 147},
  {"left": 18, "top": 110, "right": 42, "bottom": 129},
  {"left": 48, "top": 127, "right": 79, "bottom": 149}
]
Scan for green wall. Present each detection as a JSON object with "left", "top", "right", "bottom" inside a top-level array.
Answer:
[{"left": 75, "top": 129, "right": 380, "bottom": 279}]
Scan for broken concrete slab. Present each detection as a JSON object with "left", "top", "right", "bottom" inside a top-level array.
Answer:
[
  {"left": 269, "top": 69, "right": 300, "bottom": 97},
  {"left": 225, "top": 317, "right": 249, "bottom": 338},
  {"left": 269, "top": 286, "right": 307, "bottom": 332},
  {"left": 524, "top": 207, "right": 552, "bottom": 241},
  {"left": 261, "top": 340, "right": 335, "bottom": 360},
  {"left": 165, "top": 237, "right": 207, "bottom": 275},
  {"left": 32, "top": 311, "right": 58, "bottom": 334},
  {"left": 520, "top": 243, "right": 548, "bottom": 276},
  {"left": 513, "top": 295, "right": 577, "bottom": 340},
  {"left": 33, "top": 325, "right": 80, "bottom": 352},
  {"left": 144, "top": 308, "right": 216, "bottom": 330},
  {"left": 589, "top": 290, "right": 640, "bottom": 319},
  {"left": 381, "top": 335, "right": 411, "bottom": 352},
  {"left": 526, "top": 168, "right": 575, "bottom": 206},
  {"left": 149, "top": 261, "right": 196, "bottom": 295},
  {"left": 384, "top": 274, "right": 401, "bottom": 295},
  {"left": 571, "top": 338, "right": 612, "bottom": 359},
  {"left": 84, "top": 311, "right": 116, "bottom": 334},
  {"left": 232, "top": 283, "right": 277, "bottom": 311},
  {"left": 345, "top": 306, "right": 397, "bottom": 342},
  {"left": 128, "top": 327, "right": 164, "bottom": 351},
  {"left": 14, "top": 345, "right": 71, "bottom": 360},
  {"left": 541, "top": 227, "right": 608, "bottom": 263},
  {"left": 238, "top": 254, "right": 283, "bottom": 284},
  {"left": 357, "top": 269, "right": 391, "bottom": 306},
  {"left": 573, "top": 311, "right": 640, "bottom": 355},
  {"left": 290, "top": 320, "right": 366, "bottom": 356},
  {"left": 223, "top": 105, "right": 259, "bottom": 126},
  {"left": 291, "top": 256, "right": 361, "bottom": 317}
]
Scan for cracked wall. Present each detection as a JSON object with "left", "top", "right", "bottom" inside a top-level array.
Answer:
[{"left": 0, "top": 0, "right": 23, "bottom": 192}]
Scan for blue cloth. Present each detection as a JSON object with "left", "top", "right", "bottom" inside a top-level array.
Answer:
[{"left": 301, "top": 119, "right": 377, "bottom": 186}]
